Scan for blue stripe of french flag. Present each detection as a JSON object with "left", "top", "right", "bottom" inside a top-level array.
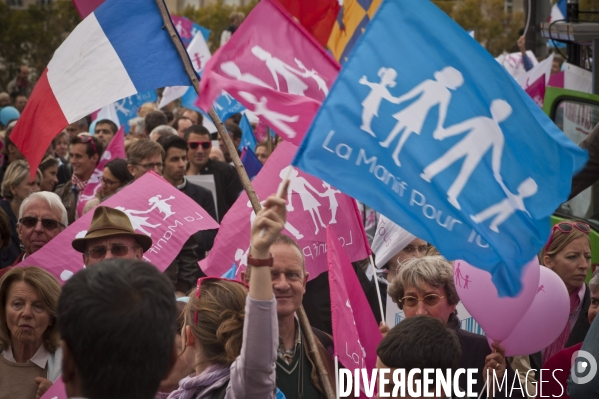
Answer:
[{"left": 12, "top": 0, "right": 194, "bottom": 177}]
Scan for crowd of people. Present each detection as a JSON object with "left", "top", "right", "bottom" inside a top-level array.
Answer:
[{"left": 0, "top": 59, "right": 598, "bottom": 399}]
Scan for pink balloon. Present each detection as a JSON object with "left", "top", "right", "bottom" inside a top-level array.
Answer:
[
  {"left": 493, "top": 267, "right": 570, "bottom": 356},
  {"left": 454, "top": 258, "right": 540, "bottom": 341}
]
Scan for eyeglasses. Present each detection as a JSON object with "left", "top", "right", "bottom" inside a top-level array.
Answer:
[
  {"left": 193, "top": 277, "right": 249, "bottom": 324},
  {"left": 19, "top": 217, "right": 65, "bottom": 230},
  {"left": 399, "top": 294, "right": 445, "bottom": 308},
  {"left": 402, "top": 245, "right": 428, "bottom": 254},
  {"left": 188, "top": 141, "right": 212, "bottom": 150},
  {"left": 78, "top": 134, "right": 98, "bottom": 155},
  {"left": 84, "top": 244, "right": 140, "bottom": 260},
  {"left": 134, "top": 162, "right": 164, "bottom": 170},
  {"left": 545, "top": 221, "right": 591, "bottom": 251},
  {"left": 100, "top": 176, "right": 119, "bottom": 186}
]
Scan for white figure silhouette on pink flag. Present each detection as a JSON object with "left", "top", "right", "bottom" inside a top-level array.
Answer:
[
  {"left": 114, "top": 206, "right": 160, "bottom": 236},
  {"left": 283, "top": 166, "right": 330, "bottom": 235},
  {"left": 420, "top": 99, "right": 512, "bottom": 210},
  {"left": 251, "top": 45, "right": 309, "bottom": 95},
  {"left": 320, "top": 182, "right": 341, "bottom": 224},
  {"left": 379, "top": 67, "right": 464, "bottom": 166},
  {"left": 148, "top": 195, "right": 176, "bottom": 220},
  {"left": 238, "top": 91, "right": 299, "bottom": 138},
  {"left": 220, "top": 61, "right": 274, "bottom": 89}
]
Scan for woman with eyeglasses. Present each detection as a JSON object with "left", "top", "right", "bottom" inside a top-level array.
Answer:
[
  {"left": 0, "top": 161, "right": 41, "bottom": 269},
  {"left": 524, "top": 221, "right": 593, "bottom": 376},
  {"left": 388, "top": 256, "right": 524, "bottom": 399},
  {"left": 168, "top": 186, "right": 288, "bottom": 399},
  {"left": 82, "top": 159, "right": 134, "bottom": 214}
]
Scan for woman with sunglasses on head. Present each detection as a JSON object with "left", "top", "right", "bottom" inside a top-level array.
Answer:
[
  {"left": 388, "top": 256, "right": 524, "bottom": 399},
  {"left": 525, "top": 221, "right": 593, "bottom": 376},
  {"left": 0, "top": 161, "right": 42, "bottom": 269},
  {"left": 168, "top": 184, "right": 288, "bottom": 399},
  {"left": 82, "top": 159, "right": 134, "bottom": 214}
]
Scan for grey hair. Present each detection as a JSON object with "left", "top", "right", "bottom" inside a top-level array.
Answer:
[
  {"left": 590, "top": 269, "right": 599, "bottom": 293},
  {"left": 388, "top": 256, "right": 459, "bottom": 309},
  {"left": 149, "top": 125, "right": 177, "bottom": 141},
  {"left": 129, "top": 117, "right": 145, "bottom": 134},
  {"left": 19, "top": 192, "right": 68, "bottom": 227}
]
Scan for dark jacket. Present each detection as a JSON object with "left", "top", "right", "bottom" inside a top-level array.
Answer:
[
  {"left": 197, "top": 159, "right": 243, "bottom": 222},
  {"left": 180, "top": 180, "right": 218, "bottom": 260},
  {"left": 530, "top": 284, "right": 591, "bottom": 372},
  {"left": 0, "top": 199, "right": 20, "bottom": 268}
]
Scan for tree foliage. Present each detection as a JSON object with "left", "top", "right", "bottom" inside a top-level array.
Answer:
[
  {"left": 0, "top": 1, "right": 81, "bottom": 89},
  {"left": 182, "top": 0, "right": 258, "bottom": 53}
]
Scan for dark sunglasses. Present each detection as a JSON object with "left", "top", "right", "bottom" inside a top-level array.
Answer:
[
  {"left": 79, "top": 134, "right": 98, "bottom": 155},
  {"left": 85, "top": 243, "right": 140, "bottom": 260},
  {"left": 193, "top": 277, "right": 249, "bottom": 324},
  {"left": 188, "top": 141, "right": 212, "bottom": 150},
  {"left": 545, "top": 221, "right": 591, "bottom": 251},
  {"left": 19, "top": 216, "right": 65, "bottom": 230}
]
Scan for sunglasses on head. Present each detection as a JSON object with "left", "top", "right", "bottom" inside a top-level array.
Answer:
[
  {"left": 78, "top": 134, "right": 98, "bottom": 155},
  {"left": 188, "top": 141, "right": 212, "bottom": 150},
  {"left": 193, "top": 277, "right": 249, "bottom": 324},
  {"left": 545, "top": 221, "right": 591, "bottom": 251},
  {"left": 19, "top": 216, "right": 65, "bottom": 230}
]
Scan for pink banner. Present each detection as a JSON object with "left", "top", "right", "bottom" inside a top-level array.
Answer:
[
  {"left": 18, "top": 171, "right": 219, "bottom": 283},
  {"left": 524, "top": 74, "right": 546, "bottom": 108},
  {"left": 203, "top": 141, "right": 369, "bottom": 279},
  {"left": 40, "top": 378, "right": 67, "bottom": 399},
  {"left": 328, "top": 226, "right": 381, "bottom": 398},
  {"left": 77, "top": 125, "right": 126, "bottom": 217},
  {"left": 171, "top": 16, "right": 194, "bottom": 46},
  {"left": 197, "top": 0, "right": 339, "bottom": 146}
]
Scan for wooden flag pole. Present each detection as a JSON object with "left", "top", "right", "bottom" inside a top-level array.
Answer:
[{"left": 157, "top": 4, "right": 335, "bottom": 398}]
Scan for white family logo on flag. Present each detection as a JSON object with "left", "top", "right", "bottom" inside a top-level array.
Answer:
[
  {"left": 358, "top": 66, "right": 538, "bottom": 233},
  {"left": 233, "top": 166, "right": 343, "bottom": 275},
  {"left": 114, "top": 195, "right": 176, "bottom": 236},
  {"left": 221, "top": 45, "right": 329, "bottom": 96},
  {"left": 238, "top": 92, "right": 299, "bottom": 138}
]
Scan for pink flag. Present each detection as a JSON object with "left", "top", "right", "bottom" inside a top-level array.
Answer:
[
  {"left": 203, "top": 141, "right": 369, "bottom": 279},
  {"left": 17, "top": 171, "right": 219, "bottom": 283},
  {"left": 328, "top": 226, "right": 382, "bottom": 398},
  {"left": 171, "top": 16, "right": 194, "bottom": 46},
  {"left": 524, "top": 74, "right": 546, "bottom": 108},
  {"left": 40, "top": 378, "right": 67, "bottom": 399},
  {"left": 196, "top": 0, "right": 340, "bottom": 146},
  {"left": 77, "top": 125, "right": 126, "bottom": 217}
]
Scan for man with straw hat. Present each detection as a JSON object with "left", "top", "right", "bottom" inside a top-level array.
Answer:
[{"left": 72, "top": 206, "right": 152, "bottom": 267}]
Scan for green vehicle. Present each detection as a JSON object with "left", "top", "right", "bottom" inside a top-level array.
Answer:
[{"left": 542, "top": 87, "right": 599, "bottom": 273}]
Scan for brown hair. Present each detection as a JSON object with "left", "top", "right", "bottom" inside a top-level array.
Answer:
[
  {"left": 0, "top": 207, "right": 11, "bottom": 250},
  {"left": 0, "top": 266, "right": 61, "bottom": 352},
  {"left": 184, "top": 280, "right": 247, "bottom": 365},
  {"left": 127, "top": 139, "right": 165, "bottom": 166},
  {"left": 539, "top": 221, "right": 591, "bottom": 265}
]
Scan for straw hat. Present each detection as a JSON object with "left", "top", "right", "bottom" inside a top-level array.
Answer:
[{"left": 72, "top": 206, "right": 153, "bottom": 253}]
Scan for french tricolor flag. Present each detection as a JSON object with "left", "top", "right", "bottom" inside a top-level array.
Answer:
[{"left": 12, "top": 0, "right": 194, "bottom": 178}]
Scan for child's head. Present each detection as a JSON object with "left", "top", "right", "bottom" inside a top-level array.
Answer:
[
  {"left": 378, "top": 67, "right": 397, "bottom": 87},
  {"left": 184, "top": 279, "right": 249, "bottom": 366}
]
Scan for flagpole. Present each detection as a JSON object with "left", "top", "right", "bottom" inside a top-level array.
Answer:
[
  {"left": 156, "top": 3, "right": 335, "bottom": 398},
  {"left": 369, "top": 255, "right": 386, "bottom": 325}
]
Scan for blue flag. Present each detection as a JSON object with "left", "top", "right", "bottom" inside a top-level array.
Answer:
[
  {"left": 115, "top": 90, "right": 158, "bottom": 133},
  {"left": 241, "top": 148, "right": 263, "bottom": 180},
  {"left": 238, "top": 114, "right": 257, "bottom": 152},
  {"left": 292, "top": 0, "right": 588, "bottom": 296},
  {"left": 213, "top": 91, "right": 245, "bottom": 122}
]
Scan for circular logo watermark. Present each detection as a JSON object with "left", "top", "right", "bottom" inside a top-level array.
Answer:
[{"left": 570, "top": 350, "right": 598, "bottom": 385}]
